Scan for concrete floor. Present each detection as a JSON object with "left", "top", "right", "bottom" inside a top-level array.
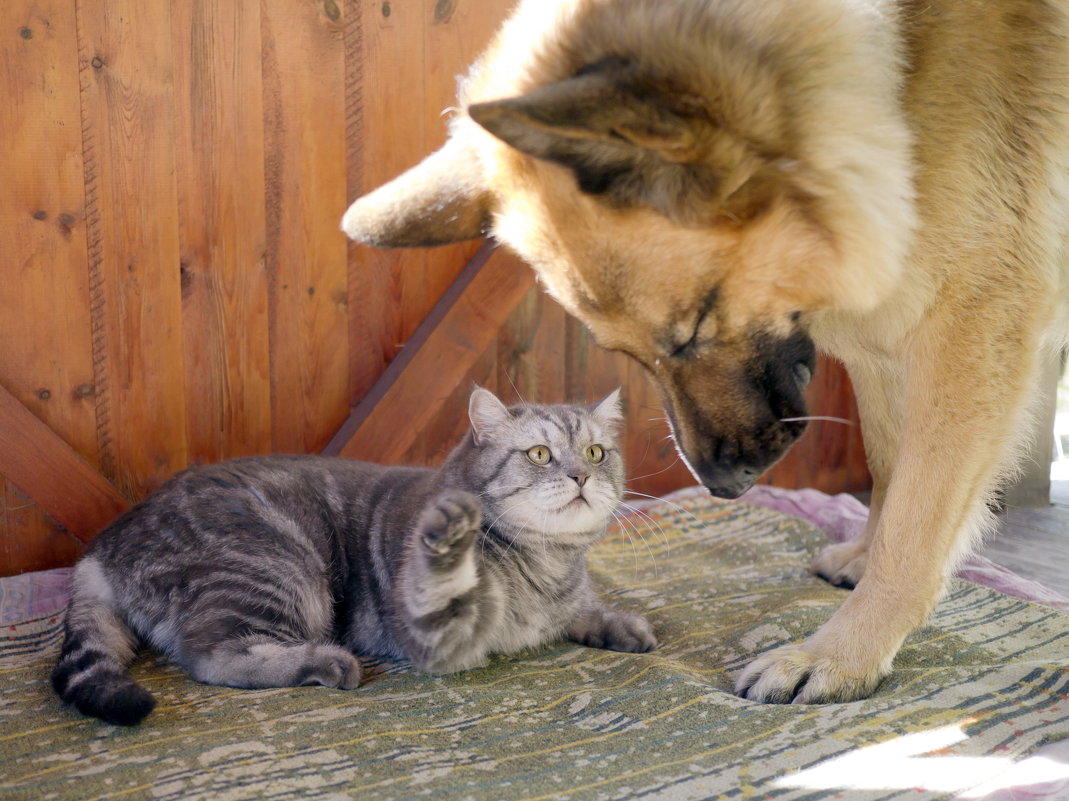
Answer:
[{"left": 981, "top": 479, "right": 1069, "bottom": 597}]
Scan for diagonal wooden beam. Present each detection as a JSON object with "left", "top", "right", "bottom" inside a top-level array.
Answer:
[
  {"left": 324, "top": 241, "right": 536, "bottom": 462},
  {"left": 0, "top": 385, "right": 131, "bottom": 542}
]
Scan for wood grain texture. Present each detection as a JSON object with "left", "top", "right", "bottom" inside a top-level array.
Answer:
[
  {"left": 0, "top": 0, "right": 98, "bottom": 465},
  {"left": 348, "top": 0, "right": 429, "bottom": 402},
  {"left": 75, "top": 0, "right": 188, "bottom": 495},
  {"left": 0, "top": 385, "right": 130, "bottom": 543},
  {"left": 0, "top": 480, "right": 85, "bottom": 578},
  {"left": 421, "top": 0, "right": 503, "bottom": 310},
  {"left": 262, "top": 0, "right": 350, "bottom": 454},
  {"left": 173, "top": 0, "right": 272, "bottom": 464},
  {"left": 327, "top": 245, "right": 537, "bottom": 462},
  {"left": 347, "top": 1, "right": 503, "bottom": 404}
]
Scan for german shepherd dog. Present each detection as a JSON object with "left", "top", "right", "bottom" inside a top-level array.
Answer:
[{"left": 341, "top": 0, "right": 1069, "bottom": 703}]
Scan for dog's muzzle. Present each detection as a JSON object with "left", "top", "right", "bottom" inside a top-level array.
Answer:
[{"left": 666, "top": 329, "right": 816, "bottom": 498}]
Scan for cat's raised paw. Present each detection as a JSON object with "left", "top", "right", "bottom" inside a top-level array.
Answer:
[{"left": 418, "top": 490, "right": 482, "bottom": 557}]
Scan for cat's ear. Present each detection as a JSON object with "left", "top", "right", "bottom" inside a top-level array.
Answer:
[
  {"left": 591, "top": 388, "right": 624, "bottom": 429},
  {"left": 468, "top": 387, "right": 512, "bottom": 445}
]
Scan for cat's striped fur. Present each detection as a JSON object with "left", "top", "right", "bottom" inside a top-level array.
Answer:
[{"left": 52, "top": 388, "right": 656, "bottom": 725}]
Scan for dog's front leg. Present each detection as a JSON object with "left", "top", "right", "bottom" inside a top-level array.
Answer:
[
  {"left": 736, "top": 313, "right": 1041, "bottom": 704},
  {"left": 809, "top": 359, "right": 904, "bottom": 588}
]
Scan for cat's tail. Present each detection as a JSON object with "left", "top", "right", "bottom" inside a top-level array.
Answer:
[{"left": 51, "top": 556, "right": 156, "bottom": 725}]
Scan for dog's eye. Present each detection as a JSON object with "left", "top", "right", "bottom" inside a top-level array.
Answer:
[
  {"left": 526, "top": 446, "right": 552, "bottom": 465},
  {"left": 670, "top": 309, "right": 710, "bottom": 359},
  {"left": 670, "top": 329, "right": 699, "bottom": 359},
  {"left": 667, "top": 289, "right": 718, "bottom": 359}
]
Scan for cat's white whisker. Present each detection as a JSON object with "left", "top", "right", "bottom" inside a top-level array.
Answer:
[
  {"left": 610, "top": 509, "right": 641, "bottom": 576},
  {"left": 622, "top": 490, "right": 702, "bottom": 530},
  {"left": 617, "top": 501, "right": 670, "bottom": 557},
  {"left": 540, "top": 508, "right": 549, "bottom": 559},
  {"left": 484, "top": 498, "right": 532, "bottom": 532},
  {"left": 614, "top": 505, "right": 658, "bottom": 577},
  {"left": 503, "top": 369, "right": 527, "bottom": 405}
]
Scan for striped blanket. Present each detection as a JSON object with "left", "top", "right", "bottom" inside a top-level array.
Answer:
[{"left": 1, "top": 493, "right": 1067, "bottom": 800}]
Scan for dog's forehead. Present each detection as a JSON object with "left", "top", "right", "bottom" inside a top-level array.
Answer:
[
  {"left": 533, "top": 232, "right": 759, "bottom": 356},
  {"left": 544, "top": 258, "right": 720, "bottom": 355},
  {"left": 497, "top": 187, "right": 720, "bottom": 330}
]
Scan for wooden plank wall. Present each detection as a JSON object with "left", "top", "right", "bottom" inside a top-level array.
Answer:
[{"left": 0, "top": 0, "right": 869, "bottom": 577}]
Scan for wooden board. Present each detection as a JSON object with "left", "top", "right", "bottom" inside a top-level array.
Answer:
[
  {"left": 262, "top": 0, "right": 351, "bottom": 454},
  {"left": 76, "top": 0, "right": 189, "bottom": 495},
  {"left": 0, "top": 0, "right": 98, "bottom": 465},
  {"left": 173, "top": 0, "right": 272, "bottom": 464},
  {"left": 0, "top": 385, "right": 129, "bottom": 542},
  {"left": 347, "top": 0, "right": 430, "bottom": 401},
  {"left": 326, "top": 244, "right": 537, "bottom": 461},
  {"left": 0, "top": 480, "right": 84, "bottom": 577}
]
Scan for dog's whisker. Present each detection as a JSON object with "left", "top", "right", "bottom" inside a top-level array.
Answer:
[
  {"left": 628, "top": 457, "right": 682, "bottom": 482},
  {"left": 780, "top": 416, "right": 856, "bottom": 426}
]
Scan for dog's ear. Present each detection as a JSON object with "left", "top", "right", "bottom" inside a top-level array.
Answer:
[
  {"left": 468, "top": 68, "right": 705, "bottom": 170},
  {"left": 468, "top": 62, "right": 777, "bottom": 224},
  {"left": 340, "top": 135, "right": 492, "bottom": 248}
]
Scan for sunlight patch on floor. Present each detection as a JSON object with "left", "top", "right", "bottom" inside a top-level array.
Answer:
[{"left": 772, "top": 723, "right": 1069, "bottom": 796}]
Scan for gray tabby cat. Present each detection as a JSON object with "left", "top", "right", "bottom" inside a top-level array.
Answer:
[{"left": 52, "top": 388, "right": 656, "bottom": 725}]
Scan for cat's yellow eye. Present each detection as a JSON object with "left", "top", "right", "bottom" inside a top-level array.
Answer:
[
  {"left": 586, "top": 445, "right": 605, "bottom": 464},
  {"left": 526, "top": 445, "right": 551, "bottom": 465}
]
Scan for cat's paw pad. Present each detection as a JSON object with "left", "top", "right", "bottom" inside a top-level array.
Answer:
[
  {"left": 570, "top": 609, "right": 657, "bottom": 653},
  {"left": 302, "top": 647, "right": 362, "bottom": 690},
  {"left": 419, "top": 490, "right": 482, "bottom": 556}
]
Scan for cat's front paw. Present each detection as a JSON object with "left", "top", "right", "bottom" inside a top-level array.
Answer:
[
  {"left": 418, "top": 490, "right": 481, "bottom": 560},
  {"left": 569, "top": 607, "right": 657, "bottom": 653},
  {"left": 300, "top": 645, "right": 362, "bottom": 690}
]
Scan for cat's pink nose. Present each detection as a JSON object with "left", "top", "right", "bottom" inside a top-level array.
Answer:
[{"left": 570, "top": 474, "right": 588, "bottom": 487}]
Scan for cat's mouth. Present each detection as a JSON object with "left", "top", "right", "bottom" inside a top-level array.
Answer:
[{"left": 564, "top": 494, "right": 589, "bottom": 511}]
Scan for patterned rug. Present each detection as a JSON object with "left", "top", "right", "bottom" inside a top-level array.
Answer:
[{"left": 1, "top": 495, "right": 1067, "bottom": 801}]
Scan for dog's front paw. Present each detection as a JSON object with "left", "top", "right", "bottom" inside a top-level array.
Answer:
[
  {"left": 569, "top": 608, "right": 657, "bottom": 653},
  {"left": 418, "top": 490, "right": 481, "bottom": 559},
  {"left": 735, "top": 643, "right": 887, "bottom": 704},
  {"left": 810, "top": 540, "right": 869, "bottom": 589}
]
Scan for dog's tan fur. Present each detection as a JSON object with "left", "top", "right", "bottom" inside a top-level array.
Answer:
[{"left": 342, "top": 0, "right": 1069, "bottom": 703}]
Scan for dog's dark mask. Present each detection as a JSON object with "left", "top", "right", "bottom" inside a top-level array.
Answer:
[{"left": 650, "top": 327, "right": 816, "bottom": 498}]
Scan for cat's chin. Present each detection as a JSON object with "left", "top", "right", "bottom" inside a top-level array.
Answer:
[
  {"left": 551, "top": 502, "right": 616, "bottom": 537},
  {"left": 498, "top": 504, "right": 612, "bottom": 542}
]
